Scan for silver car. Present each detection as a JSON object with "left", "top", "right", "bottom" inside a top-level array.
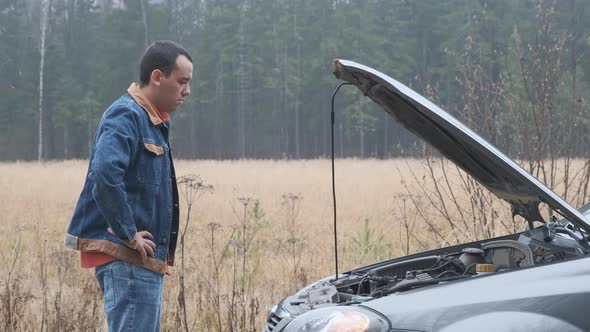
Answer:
[{"left": 263, "top": 60, "right": 590, "bottom": 332}]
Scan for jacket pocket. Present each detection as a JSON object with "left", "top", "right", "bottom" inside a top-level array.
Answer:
[
  {"left": 143, "top": 143, "right": 164, "bottom": 156},
  {"left": 137, "top": 142, "right": 164, "bottom": 185}
]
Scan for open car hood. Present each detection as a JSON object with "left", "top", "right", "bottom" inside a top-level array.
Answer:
[{"left": 333, "top": 59, "right": 590, "bottom": 231}]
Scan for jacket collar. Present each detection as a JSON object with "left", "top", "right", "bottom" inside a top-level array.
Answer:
[{"left": 127, "top": 83, "right": 164, "bottom": 126}]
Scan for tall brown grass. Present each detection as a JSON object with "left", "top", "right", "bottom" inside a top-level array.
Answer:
[{"left": 0, "top": 158, "right": 586, "bottom": 331}]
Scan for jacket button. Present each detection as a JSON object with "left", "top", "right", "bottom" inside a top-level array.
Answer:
[{"left": 160, "top": 238, "right": 167, "bottom": 245}]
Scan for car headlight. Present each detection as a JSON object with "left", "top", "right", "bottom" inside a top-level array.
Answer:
[{"left": 284, "top": 306, "right": 390, "bottom": 332}]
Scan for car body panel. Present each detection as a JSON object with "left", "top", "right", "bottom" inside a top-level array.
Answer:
[
  {"left": 332, "top": 59, "right": 590, "bottom": 232},
  {"left": 360, "top": 255, "right": 590, "bottom": 331}
]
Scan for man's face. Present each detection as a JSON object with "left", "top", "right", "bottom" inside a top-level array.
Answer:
[{"left": 155, "top": 55, "right": 193, "bottom": 113}]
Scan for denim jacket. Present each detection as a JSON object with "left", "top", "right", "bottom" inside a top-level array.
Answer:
[{"left": 65, "top": 84, "right": 179, "bottom": 274}]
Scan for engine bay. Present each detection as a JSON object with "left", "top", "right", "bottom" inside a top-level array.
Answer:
[{"left": 287, "top": 220, "right": 590, "bottom": 311}]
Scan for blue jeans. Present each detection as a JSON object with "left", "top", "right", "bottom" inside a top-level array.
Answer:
[{"left": 95, "top": 260, "right": 164, "bottom": 331}]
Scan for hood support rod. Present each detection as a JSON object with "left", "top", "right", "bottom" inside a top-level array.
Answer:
[{"left": 331, "top": 82, "right": 353, "bottom": 281}]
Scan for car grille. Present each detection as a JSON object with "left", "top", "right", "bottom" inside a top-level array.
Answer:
[{"left": 263, "top": 312, "right": 282, "bottom": 332}]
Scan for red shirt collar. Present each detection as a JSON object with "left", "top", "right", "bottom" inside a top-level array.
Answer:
[
  {"left": 146, "top": 98, "right": 170, "bottom": 122},
  {"left": 127, "top": 83, "right": 170, "bottom": 124}
]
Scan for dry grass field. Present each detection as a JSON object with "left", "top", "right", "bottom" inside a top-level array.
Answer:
[{"left": 0, "top": 158, "right": 587, "bottom": 331}]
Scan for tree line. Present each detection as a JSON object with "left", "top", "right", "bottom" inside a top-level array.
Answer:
[{"left": 1, "top": 0, "right": 589, "bottom": 161}]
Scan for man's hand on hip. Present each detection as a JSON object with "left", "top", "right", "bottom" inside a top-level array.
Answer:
[{"left": 108, "top": 228, "right": 156, "bottom": 262}]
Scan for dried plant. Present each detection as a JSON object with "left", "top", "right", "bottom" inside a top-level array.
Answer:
[
  {"left": 392, "top": 194, "right": 422, "bottom": 255},
  {"left": 280, "top": 193, "right": 306, "bottom": 291},
  {"left": 176, "top": 174, "right": 214, "bottom": 332},
  {"left": 0, "top": 228, "right": 34, "bottom": 332},
  {"left": 226, "top": 197, "right": 265, "bottom": 332}
]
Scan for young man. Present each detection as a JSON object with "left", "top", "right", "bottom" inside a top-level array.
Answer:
[{"left": 65, "top": 40, "right": 193, "bottom": 331}]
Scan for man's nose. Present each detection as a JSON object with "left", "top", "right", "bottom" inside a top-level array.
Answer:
[{"left": 183, "top": 84, "right": 190, "bottom": 97}]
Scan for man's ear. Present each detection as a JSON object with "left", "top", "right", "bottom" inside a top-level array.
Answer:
[{"left": 150, "top": 69, "right": 162, "bottom": 87}]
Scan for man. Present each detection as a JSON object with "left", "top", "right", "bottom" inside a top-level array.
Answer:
[{"left": 65, "top": 40, "right": 193, "bottom": 331}]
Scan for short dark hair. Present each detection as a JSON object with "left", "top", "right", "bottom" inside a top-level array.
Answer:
[{"left": 139, "top": 40, "right": 193, "bottom": 87}]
